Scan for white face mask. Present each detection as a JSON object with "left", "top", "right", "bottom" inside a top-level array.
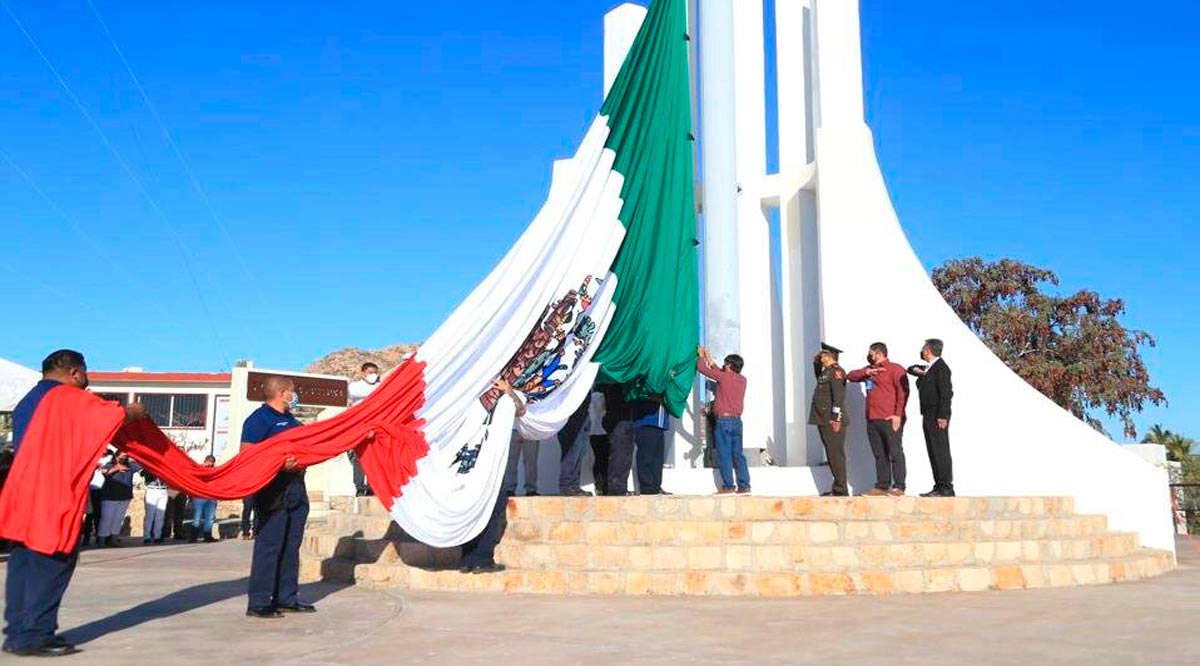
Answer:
[{"left": 364, "top": 373, "right": 379, "bottom": 385}]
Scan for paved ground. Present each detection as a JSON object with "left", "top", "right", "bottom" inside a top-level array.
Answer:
[{"left": 1, "top": 536, "right": 1197, "bottom": 665}]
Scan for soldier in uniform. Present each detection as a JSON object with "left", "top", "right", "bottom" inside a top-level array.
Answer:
[{"left": 809, "top": 343, "right": 849, "bottom": 496}]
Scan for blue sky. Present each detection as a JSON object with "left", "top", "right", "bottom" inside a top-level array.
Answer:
[{"left": 1, "top": 1, "right": 1195, "bottom": 439}]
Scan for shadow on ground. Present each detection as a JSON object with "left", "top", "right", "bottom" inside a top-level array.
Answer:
[{"left": 61, "top": 577, "right": 350, "bottom": 646}]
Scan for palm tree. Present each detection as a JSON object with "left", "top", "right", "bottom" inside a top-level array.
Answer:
[
  {"left": 1142, "top": 424, "right": 1195, "bottom": 463},
  {"left": 1164, "top": 433, "right": 1195, "bottom": 464},
  {"left": 1142, "top": 424, "right": 1173, "bottom": 446}
]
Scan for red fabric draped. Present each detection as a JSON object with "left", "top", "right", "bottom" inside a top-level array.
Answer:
[
  {"left": 117, "top": 360, "right": 430, "bottom": 502},
  {"left": 0, "top": 385, "right": 126, "bottom": 555},
  {"left": 0, "top": 361, "right": 429, "bottom": 555}
]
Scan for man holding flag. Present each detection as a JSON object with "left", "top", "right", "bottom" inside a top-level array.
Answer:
[{"left": 1, "top": 350, "right": 147, "bottom": 658}]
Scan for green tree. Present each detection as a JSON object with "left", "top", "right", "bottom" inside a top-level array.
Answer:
[
  {"left": 1146, "top": 429, "right": 1193, "bottom": 463},
  {"left": 1143, "top": 423, "right": 1195, "bottom": 461},
  {"left": 933, "top": 258, "right": 1165, "bottom": 439}
]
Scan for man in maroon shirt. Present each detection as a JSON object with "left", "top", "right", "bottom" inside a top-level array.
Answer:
[
  {"left": 846, "top": 342, "right": 910, "bottom": 496},
  {"left": 697, "top": 346, "right": 751, "bottom": 494}
]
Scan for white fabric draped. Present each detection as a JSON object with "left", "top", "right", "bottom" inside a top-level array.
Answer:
[{"left": 389, "top": 118, "right": 628, "bottom": 546}]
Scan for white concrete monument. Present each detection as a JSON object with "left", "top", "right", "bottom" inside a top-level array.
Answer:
[{"left": 603, "top": 0, "right": 1174, "bottom": 553}]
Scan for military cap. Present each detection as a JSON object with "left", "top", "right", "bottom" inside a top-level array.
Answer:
[{"left": 820, "top": 342, "right": 843, "bottom": 356}]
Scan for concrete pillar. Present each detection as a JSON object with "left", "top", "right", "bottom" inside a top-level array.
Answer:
[
  {"left": 813, "top": 0, "right": 865, "bottom": 129},
  {"left": 698, "top": 0, "right": 741, "bottom": 361},
  {"left": 775, "top": 0, "right": 825, "bottom": 464},
  {"left": 776, "top": 0, "right": 815, "bottom": 167},
  {"left": 731, "top": 0, "right": 778, "bottom": 457}
]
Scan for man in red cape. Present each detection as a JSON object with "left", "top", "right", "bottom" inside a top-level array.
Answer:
[{"left": 0, "top": 350, "right": 146, "bottom": 658}]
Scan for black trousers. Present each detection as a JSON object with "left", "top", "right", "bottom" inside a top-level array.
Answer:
[
  {"left": 816, "top": 423, "right": 848, "bottom": 493},
  {"left": 164, "top": 494, "right": 189, "bottom": 540},
  {"left": 922, "top": 416, "right": 954, "bottom": 492},
  {"left": 865, "top": 419, "right": 906, "bottom": 490},
  {"left": 240, "top": 497, "right": 257, "bottom": 536},
  {"left": 81, "top": 488, "right": 104, "bottom": 544},
  {"left": 634, "top": 427, "right": 666, "bottom": 494},
  {"left": 606, "top": 421, "right": 635, "bottom": 494},
  {"left": 3, "top": 545, "right": 77, "bottom": 651},
  {"left": 590, "top": 435, "right": 610, "bottom": 495},
  {"left": 460, "top": 488, "right": 511, "bottom": 567},
  {"left": 247, "top": 499, "right": 308, "bottom": 610},
  {"left": 348, "top": 451, "right": 369, "bottom": 494}
]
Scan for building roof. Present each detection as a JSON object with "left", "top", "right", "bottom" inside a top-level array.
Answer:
[
  {"left": 0, "top": 357, "right": 40, "bottom": 412},
  {"left": 88, "top": 371, "right": 232, "bottom": 384}
]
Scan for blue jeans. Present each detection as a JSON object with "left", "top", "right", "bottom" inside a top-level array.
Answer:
[
  {"left": 715, "top": 417, "right": 750, "bottom": 491},
  {"left": 3, "top": 546, "right": 77, "bottom": 651},
  {"left": 192, "top": 499, "right": 217, "bottom": 537},
  {"left": 556, "top": 399, "right": 591, "bottom": 491}
]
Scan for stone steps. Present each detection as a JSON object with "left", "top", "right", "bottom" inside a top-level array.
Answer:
[
  {"left": 304, "top": 532, "right": 1141, "bottom": 571},
  {"left": 332, "top": 495, "right": 1081, "bottom": 522},
  {"left": 300, "top": 550, "right": 1174, "bottom": 596},
  {"left": 328, "top": 513, "right": 1113, "bottom": 544},
  {"left": 300, "top": 495, "right": 1175, "bottom": 596}
]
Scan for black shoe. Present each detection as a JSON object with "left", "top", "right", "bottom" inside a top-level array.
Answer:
[
  {"left": 524, "top": 491, "right": 540, "bottom": 497},
  {"left": 820, "top": 490, "right": 849, "bottom": 497},
  {"left": 246, "top": 607, "right": 284, "bottom": 619},
  {"left": 469, "top": 562, "right": 506, "bottom": 574},
  {"left": 203, "top": 535, "right": 218, "bottom": 543},
  {"left": 920, "top": 489, "right": 956, "bottom": 497},
  {"left": 153, "top": 538, "right": 165, "bottom": 544},
  {"left": 278, "top": 602, "right": 317, "bottom": 613},
  {"left": 143, "top": 539, "right": 152, "bottom": 544},
  {"left": 6, "top": 641, "right": 80, "bottom": 657},
  {"left": 559, "top": 487, "right": 594, "bottom": 497}
]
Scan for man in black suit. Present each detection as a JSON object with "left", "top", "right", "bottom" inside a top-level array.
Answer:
[{"left": 908, "top": 339, "right": 954, "bottom": 497}]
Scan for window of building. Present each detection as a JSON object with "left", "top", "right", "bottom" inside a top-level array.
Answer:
[{"left": 135, "top": 393, "right": 208, "bottom": 429}]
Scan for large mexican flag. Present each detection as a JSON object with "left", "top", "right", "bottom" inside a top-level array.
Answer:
[
  {"left": 365, "top": 0, "right": 698, "bottom": 545},
  {"left": 9, "top": 0, "right": 698, "bottom": 552}
]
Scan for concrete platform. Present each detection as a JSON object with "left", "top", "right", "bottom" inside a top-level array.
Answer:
[
  {"left": 303, "top": 495, "right": 1174, "bottom": 596},
  {"left": 1, "top": 535, "right": 1198, "bottom": 665}
]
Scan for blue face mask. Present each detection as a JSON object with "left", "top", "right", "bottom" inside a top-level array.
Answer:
[{"left": 288, "top": 391, "right": 300, "bottom": 410}]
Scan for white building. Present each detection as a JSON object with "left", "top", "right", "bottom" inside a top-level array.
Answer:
[{"left": 87, "top": 370, "right": 233, "bottom": 461}]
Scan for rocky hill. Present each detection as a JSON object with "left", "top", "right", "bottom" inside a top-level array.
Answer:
[{"left": 306, "top": 344, "right": 419, "bottom": 378}]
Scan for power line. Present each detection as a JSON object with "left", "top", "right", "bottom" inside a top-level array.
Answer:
[
  {"left": 83, "top": 0, "right": 269, "bottom": 307},
  {"left": 0, "top": 261, "right": 177, "bottom": 358},
  {"left": 0, "top": 144, "right": 137, "bottom": 287},
  {"left": 1, "top": 0, "right": 232, "bottom": 368}
]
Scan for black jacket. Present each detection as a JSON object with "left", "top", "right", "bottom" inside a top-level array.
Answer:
[{"left": 914, "top": 358, "right": 953, "bottom": 420}]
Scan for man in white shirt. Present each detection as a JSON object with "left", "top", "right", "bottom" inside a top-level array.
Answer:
[{"left": 346, "top": 362, "right": 381, "bottom": 496}]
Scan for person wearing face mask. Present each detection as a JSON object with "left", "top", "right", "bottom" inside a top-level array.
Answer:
[
  {"left": 1, "top": 349, "right": 148, "bottom": 657},
  {"left": 346, "top": 362, "right": 381, "bottom": 496},
  {"left": 908, "top": 339, "right": 954, "bottom": 497},
  {"left": 847, "top": 342, "right": 911, "bottom": 497},
  {"left": 240, "top": 376, "right": 312, "bottom": 619},
  {"left": 809, "top": 343, "right": 849, "bottom": 496}
]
